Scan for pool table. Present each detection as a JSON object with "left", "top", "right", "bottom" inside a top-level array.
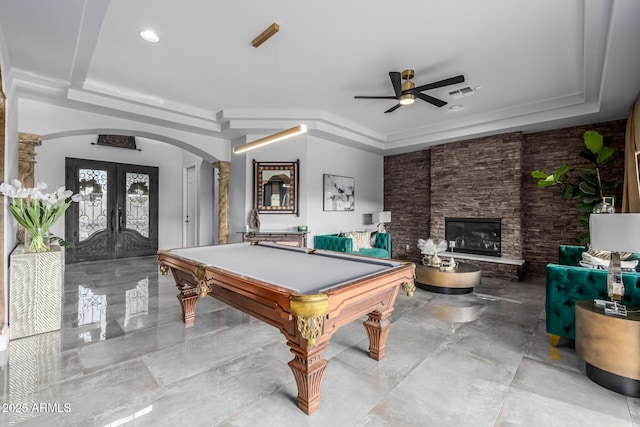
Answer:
[{"left": 157, "top": 242, "right": 415, "bottom": 414}]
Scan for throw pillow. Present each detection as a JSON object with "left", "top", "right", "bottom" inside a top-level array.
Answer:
[
  {"left": 344, "top": 232, "right": 363, "bottom": 251},
  {"left": 578, "top": 260, "right": 606, "bottom": 270},
  {"left": 586, "top": 247, "right": 634, "bottom": 260},
  {"left": 370, "top": 231, "right": 378, "bottom": 247},
  {"left": 343, "top": 232, "right": 354, "bottom": 248},
  {"left": 352, "top": 231, "right": 372, "bottom": 251},
  {"left": 581, "top": 251, "right": 639, "bottom": 271}
]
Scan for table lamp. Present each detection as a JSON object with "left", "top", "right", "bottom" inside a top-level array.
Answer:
[
  {"left": 372, "top": 211, "right": 391, "bottom": 233},
  {"left": 589, "top": 213, "right": 640, "bottom": 316}
]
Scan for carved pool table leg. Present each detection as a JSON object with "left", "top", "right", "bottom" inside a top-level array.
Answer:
[
  {"left": 363, "top": 310, "right": 392, "bottom": 361},
  {"left": 549, "top": 334, "right": 560, "bottom": 347},
  {"left": 287, "top": 340, "right": 329, "bottom": 415},
  {"left": 177, "top": 285, "right": 199, "bottom": 326}
]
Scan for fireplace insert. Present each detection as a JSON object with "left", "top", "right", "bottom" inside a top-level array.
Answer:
[{"left": 445, "top": 217, "right": 501, "bottom": 257}]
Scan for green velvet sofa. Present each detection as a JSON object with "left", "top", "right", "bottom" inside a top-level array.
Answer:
[
  {"left": 314, "top": 232, "right": 391, "bottom": 258},
  {"left": 546, "top": 245, "right": 640, "bottom": 345}
]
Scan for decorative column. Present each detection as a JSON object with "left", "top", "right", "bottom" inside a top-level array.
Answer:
[
  {"left": 213, "top": 161, "right": 230, "bottom": 244},
  {"left": 18, "top": 132, "right": 42, "bottom": 188},
  {"left": 16, "top": 133, "right": 42, "bottom": 244}
]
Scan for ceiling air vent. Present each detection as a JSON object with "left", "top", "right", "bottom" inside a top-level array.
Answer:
[{"left": 448, "top": 86, "right": 476, "bottom": 99}]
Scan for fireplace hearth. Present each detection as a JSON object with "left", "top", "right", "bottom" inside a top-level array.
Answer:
[{"left": 445, "top": 217, "right": 501, "bottom": 257}]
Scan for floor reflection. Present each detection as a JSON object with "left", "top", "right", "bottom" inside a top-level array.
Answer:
[
  {"left": 7, "top": 333, "right": 62, "bottom": 425},
  {"left": 428, "top": 299, "right": 484, "bottom": 333},
  {"left": 124, "top": 278, "right": 149, "bottom": 332},
  {"left": 77, "top": 285, "right": 107, "bottom": 342},
  {"left": 59, "top": 258, "right": 160, "bottom": 352}
]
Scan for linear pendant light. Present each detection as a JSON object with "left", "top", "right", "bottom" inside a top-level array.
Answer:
[
  {"left": 233, "top": 124, "right": 307, "bottom": 154},
  {"left": 252, "top": 23, "right": 279, "bottom": 48},
  {"left": 235, "top": 23, "right": 303, "bottom": 155}
]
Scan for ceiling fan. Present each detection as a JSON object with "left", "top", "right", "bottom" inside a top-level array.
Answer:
[{"left": 354, "top": 70, "right": 465, "bottom": 113}]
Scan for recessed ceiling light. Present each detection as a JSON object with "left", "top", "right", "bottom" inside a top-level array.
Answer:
[
  {"left": 449, "top": 105, "right": 463, "bottom": 111},
  {"left": 139, "top": 30, "right": 159, "bottom": 43}
]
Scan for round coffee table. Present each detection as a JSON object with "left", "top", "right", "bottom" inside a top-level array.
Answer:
[{"left": 414, "top": 261, "right": 481, "bottom": 294}]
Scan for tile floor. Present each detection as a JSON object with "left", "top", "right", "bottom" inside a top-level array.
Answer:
[{"left": 0, "top": 256, "right": 638, "bottom": 426}]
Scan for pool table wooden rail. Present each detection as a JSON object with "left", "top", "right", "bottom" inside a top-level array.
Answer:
[{"left": 157, "top": 248, "right": 415, "bottom": 414}]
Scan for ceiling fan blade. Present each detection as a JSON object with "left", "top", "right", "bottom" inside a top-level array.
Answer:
[
  {"left": 412, "top": 75, "right": 465, "bottom": 93},
  {"left": 416, "top": 92, "right": 447, "bottom": 108},
  {"left": 354, "top": 95, "right": 398, "bottom": 99},
  {"left": 389, "top": 72, "right": 402, "bottom": 98},
  {"left": 384, "top": 104, "right": 402, "bottom": 113}
]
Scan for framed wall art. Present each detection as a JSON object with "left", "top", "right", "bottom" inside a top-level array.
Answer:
[
  {"left": 254, "top": 160, "right": 300, "bottom": 216},
  {"left": 94, "top": 135, "right": 140, "bottom": 151},
  {"left": 323, "top": 174, "right": 354, "bottom": 211}
]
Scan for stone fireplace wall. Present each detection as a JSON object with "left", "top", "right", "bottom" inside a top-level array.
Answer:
[
  {"left": 384, "top": 119, "right": 628, "bottom": 281},
  {"left": 431, "top": 132, "right": 523, "bottom": 262}
]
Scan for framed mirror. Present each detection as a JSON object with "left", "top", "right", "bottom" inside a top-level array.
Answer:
[{"left": 254, "top": 160, "right": 299, "bottom": 216}]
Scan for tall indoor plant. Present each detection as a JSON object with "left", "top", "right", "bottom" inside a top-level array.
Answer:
[
  {"left": 531, "top": 130, "right": 619, "bottom": 243},
  {"left": 0, "top": 180, "right": 81, "bottom": 252}
]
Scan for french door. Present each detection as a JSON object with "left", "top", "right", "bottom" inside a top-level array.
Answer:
[{"left": 65, "top": 158, "right": 159, "bottom": 263}]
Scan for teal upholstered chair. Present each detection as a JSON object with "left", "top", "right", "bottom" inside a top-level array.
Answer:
[
  {"left": 546, "top": 245, "right": 640, "bottom": 345},
  {"left": 314, "top": 232, "right": 391, "bottom": 258}
]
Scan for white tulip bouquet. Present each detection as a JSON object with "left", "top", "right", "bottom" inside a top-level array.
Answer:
[{"left": 0, "top": 180, "right": 82, "bottom": 252}]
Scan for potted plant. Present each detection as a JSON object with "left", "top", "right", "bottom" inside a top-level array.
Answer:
[
  {"left": 0, "top": 180, "right": 81, "bottom": 252},
  {"left": 531, "top": 130, "right": 619, "bottom": 243}
]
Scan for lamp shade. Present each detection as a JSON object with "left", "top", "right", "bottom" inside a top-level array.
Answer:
[
  {"left": 372, "top": 211, "right": 391, "bottom": 224},
  {"left": 589, "top": 213, "right": 640, "bottom": 252}
]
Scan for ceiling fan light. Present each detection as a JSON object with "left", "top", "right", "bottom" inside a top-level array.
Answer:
[{"left": 399, "top": 94, "right": 415, "bottom": 105}]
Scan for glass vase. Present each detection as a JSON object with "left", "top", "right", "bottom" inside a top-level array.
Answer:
[
  {"left": 24, "top": 228, "right": 51, "bottom": 253},
  {"left": 592, "top": 196, "right": 615, "bottom": 214}
]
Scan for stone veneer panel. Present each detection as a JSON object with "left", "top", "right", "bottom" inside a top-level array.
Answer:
[
  {"left": 383, "top": 150, "right": 431, "bottom": 260},
  {"left": 384, "top": 119, "right": 628, "bottom": 281}
]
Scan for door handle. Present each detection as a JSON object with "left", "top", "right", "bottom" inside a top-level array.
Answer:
[{"left": 118, "top": 207, "right": 123, "bottom": 232}]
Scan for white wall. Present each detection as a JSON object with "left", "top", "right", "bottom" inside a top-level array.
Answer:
[
  {"left": 35, "top": 135, "right": 186, "bottom": 249},
  {"left": 306, "top": 136, "right": 384, "bottom": 242},
  {"left": 229, "top": 138, "right": 248, "bottom": 243},
  {"left": 229, "top": 133, "right": 384, "bottom": 246}
]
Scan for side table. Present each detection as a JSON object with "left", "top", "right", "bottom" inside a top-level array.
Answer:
[
  {"left": 575, "top": 300, "right": 640, "bottom": 397},
  {"left": 240, "top": 230, "right": 308, "bottom": 247}
]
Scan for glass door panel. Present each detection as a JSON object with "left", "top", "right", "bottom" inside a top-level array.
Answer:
[
  {"left": 125, "top": 172, "right": 150, "bottom": 238},
  {"left": 78, "top": 169, "right": 108, "bottom": 242}
]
